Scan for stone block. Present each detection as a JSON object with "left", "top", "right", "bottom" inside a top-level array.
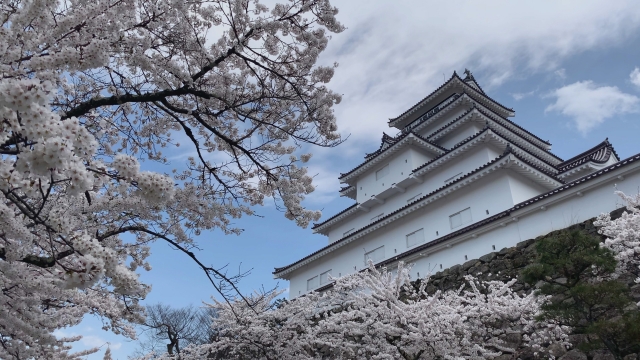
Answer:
[
  {"left": 559, "top": 350, "right": 587, "bottom": 360},
  {"left": 503, "top": 248, "right": 523, "bottom": 259},
  {"left": 490, "top": 259, "right": 507, "bottom": 272},
  {"left": 591, "top": 350, "right": 615, "bottom": 360},
  {"left": 449, "top": 264, "right": 461, "bottom": 274},
  {"left": 516, "top": 238, "right": 535, "bottom": 249},
  {"left": 512, "top": 255, "right": 529, "bottom": 268},
  {"left": 623, "top": 354, "right": 638, "bottom": 360},
  {"left": 462, "top": 259, "right": 479, "bottom": 271},
  {"left": 502, "top": 332, "right": 521, "bottom": 347},
  {"left": 479, "top": 252, "right": 497, "bottom": 263},
  {"left": 493, "top": 355, "right": 512, "bottom": 360},
  {"left": 548, "top": 343, "right": 567, "bottom": 357},
  {"left": 478, "top": 264, "right": 490, "bottom": 274},
  {"left": 567, "top": 334, "right": 589, "bottom": 347}
]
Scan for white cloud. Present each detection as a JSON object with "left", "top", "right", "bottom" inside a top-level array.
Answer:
[
  {"left": 511, "top": 90, "right": 536, "bottom": 101},
  {"left": 545, "top": 81, "right": 639, "bottom": 134},
  {"left": 630, "top": 67, "right": 640, "bottom": 87},
  {"left": 303, "top": 162, "right": 344, "bottom": 205},
  {"left": 318, "top": 1, "right": 640, "bottom": 147},
  {"left": 53, "top": 330, "right": 122, "bottom": 352},
  {"left": 554, "top": 68, "right": 567, "bottom": 80}
]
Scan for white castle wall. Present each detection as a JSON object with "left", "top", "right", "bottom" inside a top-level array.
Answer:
[
  {"left": 437, "top": 122, "right": 484, "bottom": 149},
  {"left": 288, "top": 164, "right": 640, "bottom": 298},
  {"left": 507, "top": 174, "right": 548, "bottom": 204},
  {"left": 403, "top": 165, "right": 640, "bottom": 281},
  {"left": 291, "top": 170, "right": 536, "bottom": 297},
  {"left": 328, "top": 144, "right": 502, "bottom": 243},
  {"left": 354, "top": 147, "right": 429, "bottom": 204}
]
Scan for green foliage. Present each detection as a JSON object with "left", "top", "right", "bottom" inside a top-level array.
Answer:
[{"left": 521, "top": 229, "right": 640, "bottom": 359}]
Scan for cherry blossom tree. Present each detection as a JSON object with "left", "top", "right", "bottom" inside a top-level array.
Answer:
[
  {"left": 158, "top": 262, "right": 569, "bottom": 360},
  {"left": 595, "top": 191, "right": 640, "bottom": 299},
  {"left": 0, "top": 0, "right": 344, "bottom": 357}
]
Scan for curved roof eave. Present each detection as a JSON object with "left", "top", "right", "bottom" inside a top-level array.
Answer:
[{"left": 338, "top": 132, "right": 445, "bottom": 182}]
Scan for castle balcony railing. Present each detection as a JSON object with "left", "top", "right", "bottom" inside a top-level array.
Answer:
[{"left": 403, "top": 93, "right": 461, "bottom": 133}]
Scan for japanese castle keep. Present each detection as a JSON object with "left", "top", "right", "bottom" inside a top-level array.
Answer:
[{"left": 274, "top": 70, "right": 640, "bottom": 299}]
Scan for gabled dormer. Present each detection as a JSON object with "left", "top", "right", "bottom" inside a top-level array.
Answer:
[
  {"left": 339, "top": 132, "right": 445, "bottom": 204},
  {"left": 557, "top": 139, "right": 620, "bottom": 182}
]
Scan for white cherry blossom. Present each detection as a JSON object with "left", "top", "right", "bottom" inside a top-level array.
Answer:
[
  {"left": 164, "top": 262, "right": 569, "bottom": 359},
  {"left": 595, "top": 191, "right": 640, "bottom": 295},
  {"left": 0, "top": 0, "right": 344, "bottom": 357}
]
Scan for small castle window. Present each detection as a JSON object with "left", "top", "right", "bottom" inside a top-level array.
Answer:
[
  {"left": 406, "top": 228, "right": 425, "bottom": 247},
  {"left": 364, "top": 246, "right": 385, "bottom": 265},
  {"left": 320, "top": 270, "right": 332, "bottom": 286},
  {"left": 307, "top": 276, "right": 319, "bottom": 291},
  {"left": 450, "top": 208, "right": 472, "bottom": 229}
]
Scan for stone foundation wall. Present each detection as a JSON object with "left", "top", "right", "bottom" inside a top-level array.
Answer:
[{"left": 422, "top": 207, "right": 640, "bottom": 360}]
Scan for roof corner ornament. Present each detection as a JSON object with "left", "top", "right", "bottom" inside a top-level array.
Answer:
[
  {"left": 463, "top": 68, "right": 475, "bottom": 80},
  {"left": 503, "top": 143, "right": 513, "bottom": 156}
]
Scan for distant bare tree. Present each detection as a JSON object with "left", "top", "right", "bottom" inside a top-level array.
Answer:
[{"left": 132, "top": 304, "right": 217, "bottom": 358}]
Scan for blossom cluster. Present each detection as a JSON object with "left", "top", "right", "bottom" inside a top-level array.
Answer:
[
  {"left": 160, "top": 262, "right": 569, "bottom": 359},
  {"left": 0, "top": 0, "right": 344, "bottom": 357},
  {"left": 595, "top": 191, "right": 640, "bottom": 298}
]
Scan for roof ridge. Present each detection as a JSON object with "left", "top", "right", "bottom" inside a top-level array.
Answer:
[
  {"left": 311, "top": 203, "right": 358, "bottom": 229},
  {"left": 460, "top": 96, "right": 552, "bottom": 146},
  {"left": 339, "top": 132, "right": 444, "bottom": 180},
  {"left": 409, "top": 131, "right": 448, "bottom": 151},
  {"left": 403, "top": 93, "right": 465, "bottom": 133},
  {"left": 389, "top": 72, "right": 459, "bottom": 123},
  {"left": 467, "top": 107, "right": 562, "bottom": 159},
  {"left": 486, "top": 126, "right": 559, "bottom": 169},
  {"left": 389, "top": 72, "right": 515, "bottom": 125},
  {"left": 557, "top": 139, "right": 612, "bottom": 168}
]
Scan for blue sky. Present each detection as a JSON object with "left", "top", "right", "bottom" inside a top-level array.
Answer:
[{"left": 71, "top": 1, "right": 640, "bottom": 358}]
